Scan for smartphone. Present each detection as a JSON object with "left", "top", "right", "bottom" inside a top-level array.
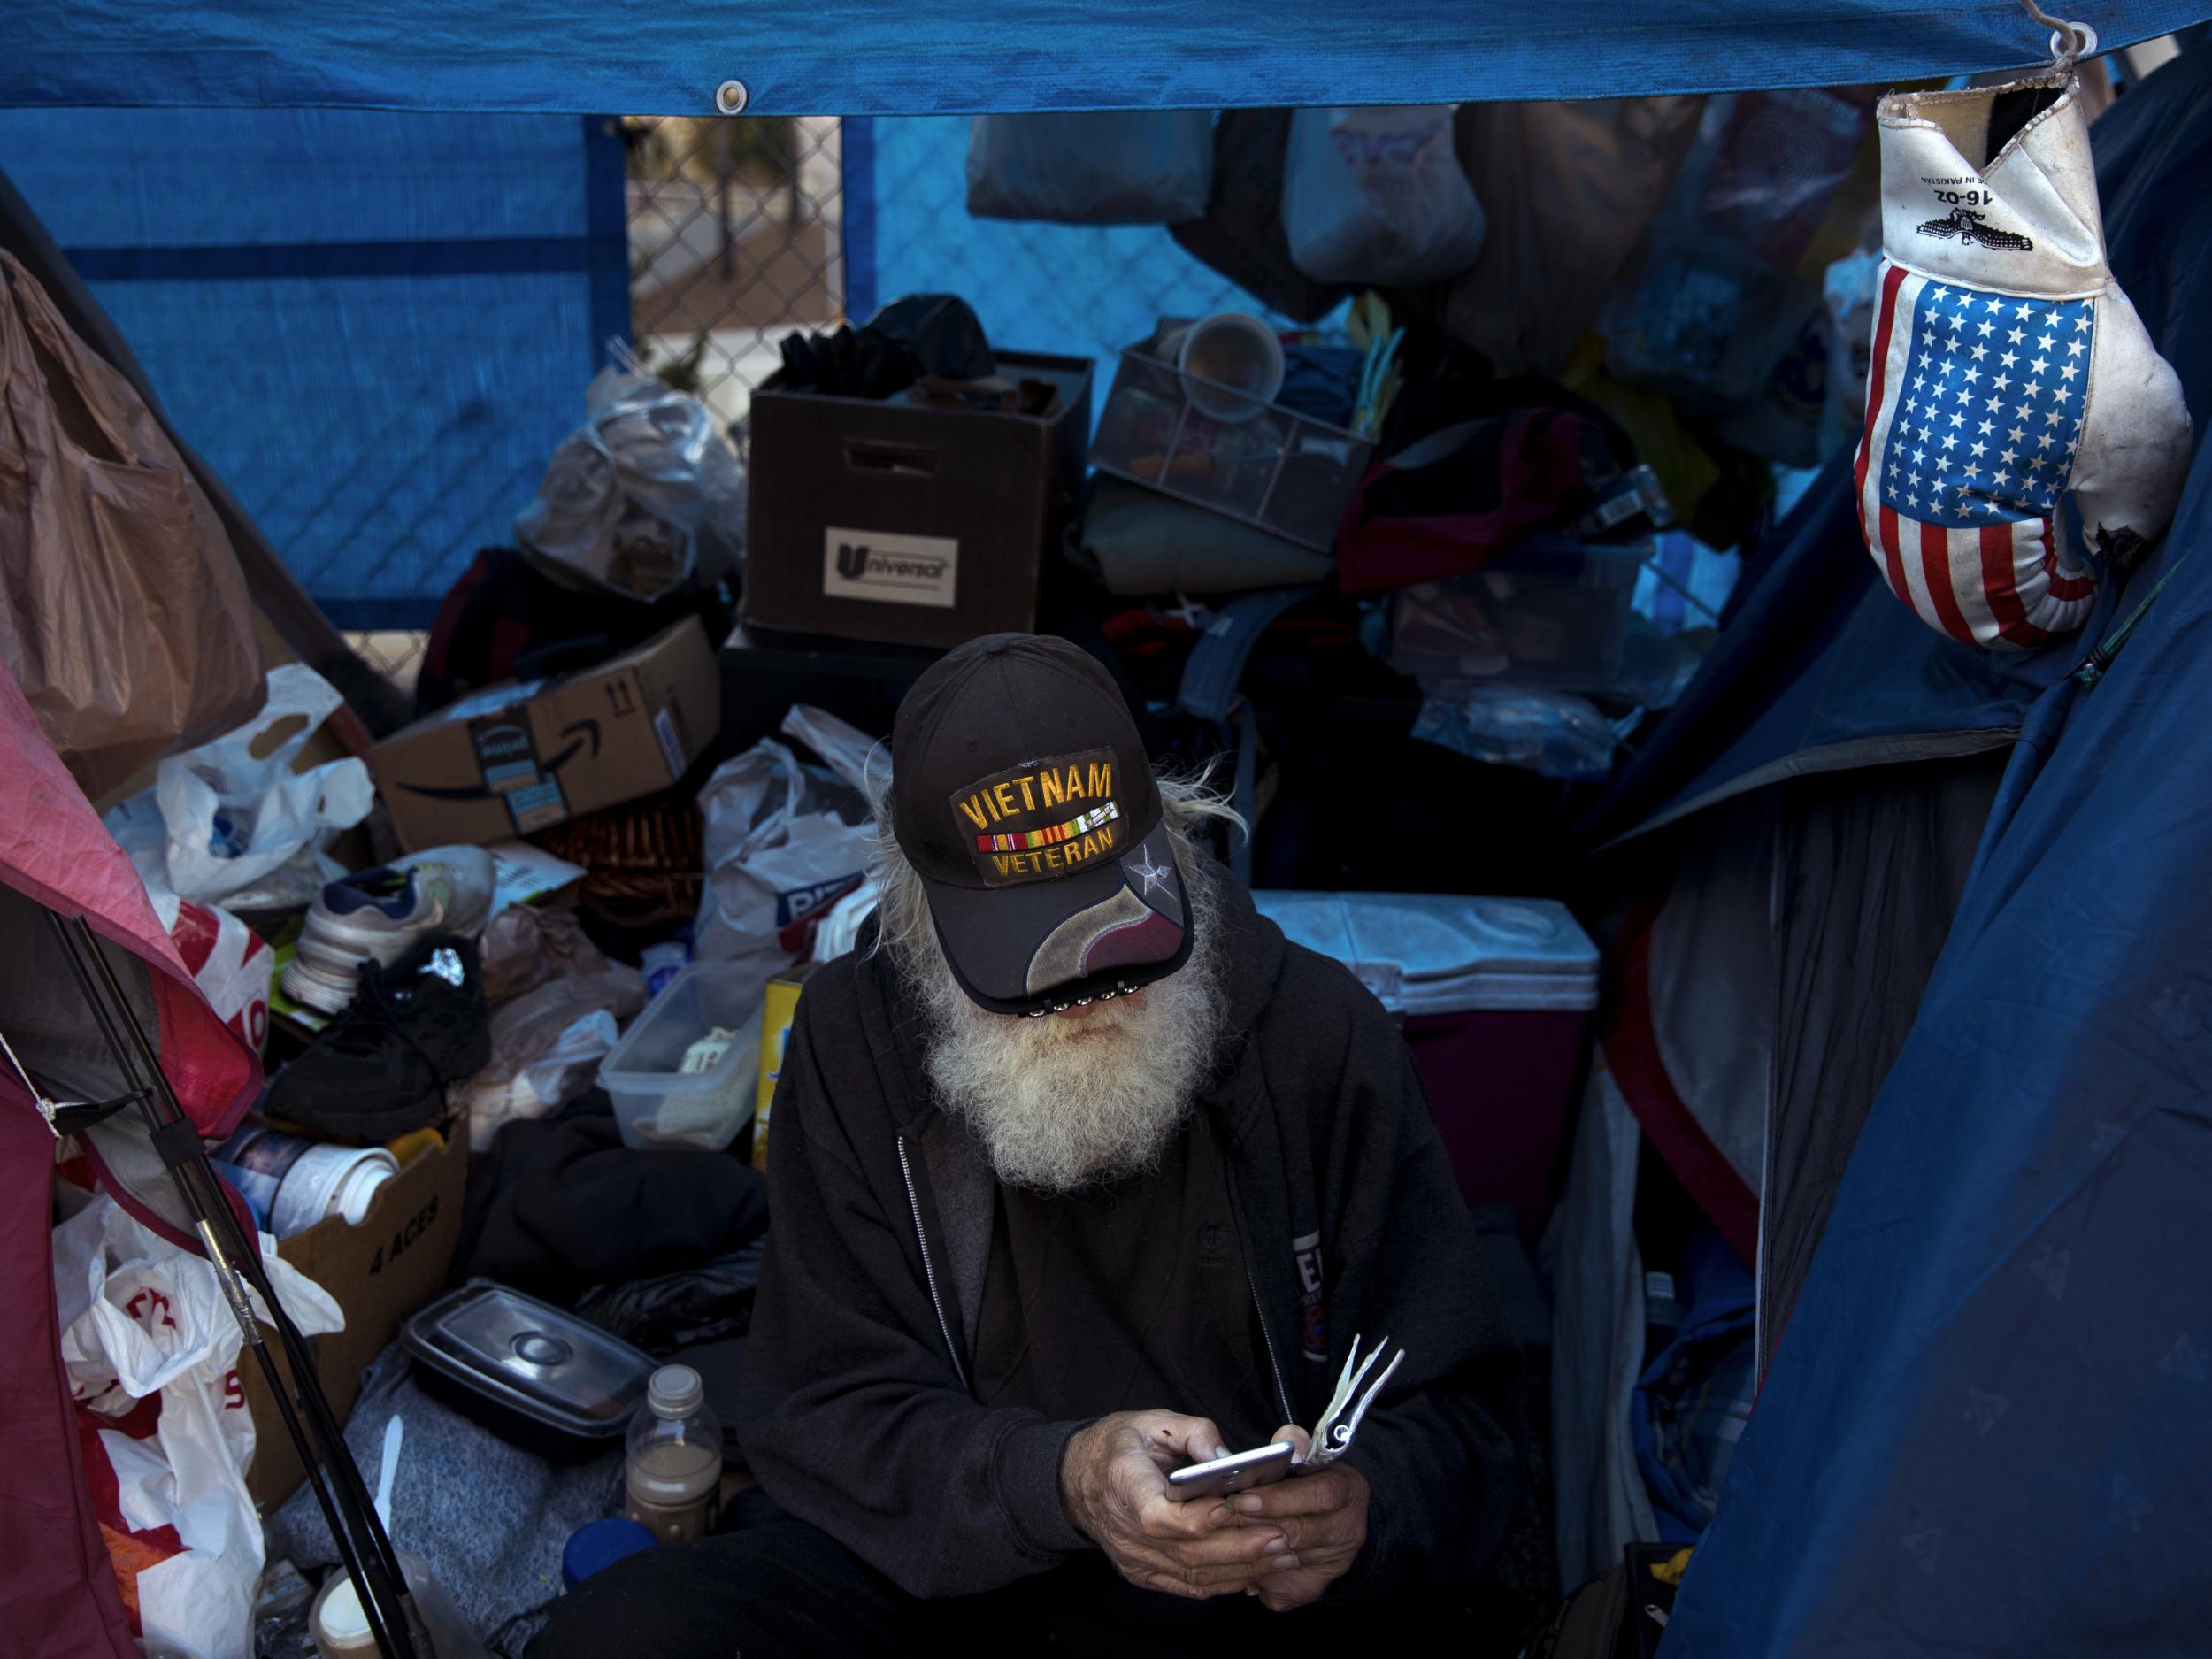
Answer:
[{"left": 1165, "top": 1440, "right": 1296, "bottom": 1502}]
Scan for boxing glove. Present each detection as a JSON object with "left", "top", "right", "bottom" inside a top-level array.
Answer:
[{"left": 1855, "top": 73, "right": 2192, "bottom": 649}]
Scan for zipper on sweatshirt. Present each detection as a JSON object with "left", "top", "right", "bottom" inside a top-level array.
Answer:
[
  {"left": 895, "top": 1134, "right": 970, "bottom": 1392},
  {"left": 1243, "top": 1245, "right": 1295, "bottom": 1430}
]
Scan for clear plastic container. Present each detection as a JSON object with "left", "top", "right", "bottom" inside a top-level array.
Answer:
[
  {"left": 403, "top": 1282, "right": 656, "bottom": 1439},
  {"left": 1088, "top": 349, "right": 1375, "bottom": 552},
  {"left": 310, "top": 1550, "right": 486, "bottom": 1659},
  {"left": 624, "top": 1364, "right": 725, "bottom": 1545},
  {"left": 1389, "top": 536, "right": 1651, "bottom": 692},
  {"left": 595, "top": 961, "right": 764, "bottom": 1151}
]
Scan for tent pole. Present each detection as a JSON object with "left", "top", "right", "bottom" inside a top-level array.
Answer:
[{"left": 45, "top": 911, "right": 426, "bottom": 1659}]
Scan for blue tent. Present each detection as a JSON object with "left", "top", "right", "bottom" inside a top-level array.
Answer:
[
  {"left": 1660, "top": 46, "right": 2212, "bottom": 1657},
  {"left": 7, "top": 7, "right": 2212, "bottom": 1656}
]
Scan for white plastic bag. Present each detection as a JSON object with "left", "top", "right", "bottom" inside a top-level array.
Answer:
[
  {"left": 693, "top": 737, "right": 874, "bottom": 987},
  {"left": 146, "top": 890, "right": 273, "bottom": 1055},
  {"left": 779, "top": 703, "right": 887, "bottom": 798},
  {"left": 515, "top": 367, "right": 744, "bottom": 602},
  {"left": 966, "top": 112, "right": 1214, "bottom": 224},
  {"left": 56, "top": 1194, "right": 342, "bottom": 1659},
  {"left": 1283, "top": 106, "right": 1486, "bottom": 286},
  {"left": 106, "top": 664, "right": 373, "bottom": 908}
]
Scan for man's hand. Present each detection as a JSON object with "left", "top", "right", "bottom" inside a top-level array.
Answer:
[
  {"left": 1058, "top": 1411, "right": 1304, "bottom": 1599},
  {"left": 1217, "top": 1425, "right": 1370, "bottom": 1610}
]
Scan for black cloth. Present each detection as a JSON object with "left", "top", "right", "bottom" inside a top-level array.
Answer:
[
  {"left": 530, "top": 1514, "right": 1469, "bottom": 1659},
  {"left": 457, "top": 1094, "right": 769, "bottom": 1305},
  {"left": 973, "top": 1111, "right": 1278, "bottom": 1456},
  {"left": 730, "top": 868, "right": 1527, "bottom": 1609}
]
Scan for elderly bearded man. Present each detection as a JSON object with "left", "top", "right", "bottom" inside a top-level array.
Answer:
[{"left": 534, "top": 635, "right": 1525, "bottom": 1657}]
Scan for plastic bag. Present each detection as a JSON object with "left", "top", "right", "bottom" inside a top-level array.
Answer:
[
  {"left": 104, "top": 664, "right": 373, "bottom": 908},
  {"left": 0, "top": 250, "right": 265, "bottom": 802},
  {"left": 1282, "top": 106, "right": 1486, "bottom": 286},
  {"left": 1818, "top": 249, "right": 1881, "bottom": 460},
  {"left": 779, "top": 703, "right": 887, "bottom": 797},
  {"left": 693, "top": 737, "right": 874, "bottom": 983},
  {"left": 811, "top": 876, "right": 882, "bottom": 964},
  {"left": 1443, "top": 97, "right": 1707, "bottom": 377},
  {"left": 1171, "top": 109, "right": 1354, "bottom": 325},
  {"left": 1412, "top": 683, "right": 1619, "bottom": 779},
  {"left": 966, "top": 112, "right": 1214, "bottom": 224},
  {"left": 56, "top": 1194, "right": 342, "bottom": 1659},
  {"left": 1600, "top": 90, "right": 1873, "bottom": 405},
  {"left": 477, "top": 903, "right": 610, "bottom": 1007},
  {"left": 455, "top": 964, "right": 645, "bottom": 1148},
  {"left": 575, "top": 1239, "right": 766, "bottom": 1356},
  {"left": 515, "top": 367, "right": 745, "bottom": 603},
  {"left": 145, "top": 890, "right": 273, "bottom": 1055}
]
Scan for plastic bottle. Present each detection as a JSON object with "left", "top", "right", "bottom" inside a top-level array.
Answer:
[{"left": 623, "top": 1364, "right": 724, "bottom": 1544}]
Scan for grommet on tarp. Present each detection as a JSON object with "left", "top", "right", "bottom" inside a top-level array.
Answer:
[
  {"left": 714, "top": 79, "right": 749, "bottom": 116},
  {"left": 2016, "top": 0, "right": 2096, "bottom": 71}
]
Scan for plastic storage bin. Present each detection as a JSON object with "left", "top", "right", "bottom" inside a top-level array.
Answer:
[
  {"left": 1255, "top": 892, "right": 1599, "bottom": 1225},
  {"left": 1088, "top": 349, "right": 1375, "bottom": 552},
  {"left": 1390, "top": 535, "right": 1651, "bottom": 692},
  {"left": 596, "top": 961, "right": 764, "bottom": 1152}
]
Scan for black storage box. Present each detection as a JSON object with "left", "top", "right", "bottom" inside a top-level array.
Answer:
[{"left": 741, "top": 352, "right": 1093, "bottom": 650}]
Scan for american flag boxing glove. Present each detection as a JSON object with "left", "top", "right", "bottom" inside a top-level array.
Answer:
[{"left": 1859, "top": 73, "right": 2191, "bottom": 649}]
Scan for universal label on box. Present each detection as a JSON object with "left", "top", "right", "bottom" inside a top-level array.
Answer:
[{"left": 821, "top": 528, "right": 959, "bottom": 609}]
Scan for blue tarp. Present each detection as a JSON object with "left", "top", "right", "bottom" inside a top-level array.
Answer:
[
  {"left": 1663, "top": 45, "right": 2212, "bottom": 1655},
  {"left": 5, "top": 2, "right": 2208, "bottom": 116},
  {"left": 0, "top": 110, "right": 628, "bottom": 627}
]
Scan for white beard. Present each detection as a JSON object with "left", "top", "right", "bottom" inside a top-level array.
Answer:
[{"left": 904, "top": 855, "right": 1227, "bottom": 1194}]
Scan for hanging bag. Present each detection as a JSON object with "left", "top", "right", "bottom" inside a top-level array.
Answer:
[
  {"left": 1282, "top": 106, "right": 1486, "bottom": 287},
  {"left": 966, "top": 112, "right": 1215, "bottom": 224},
  {"left": 0, "top": 251, "right": 263, "bottom": 800}
]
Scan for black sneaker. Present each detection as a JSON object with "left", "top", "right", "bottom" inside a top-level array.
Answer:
[{"left": 265, "top": 933, "right": 492, "bottom": 1142}]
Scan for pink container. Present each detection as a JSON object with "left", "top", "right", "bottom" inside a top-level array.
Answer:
[{"left": 1254, "top": 893, "right": 1599, "bottom": 1225}]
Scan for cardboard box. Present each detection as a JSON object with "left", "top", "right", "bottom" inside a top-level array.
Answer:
[
  {"left": 741, "top": 354, "right": 1093, "bottom": 649},
  {"left": 369, "top": 618, "right": 721, "bottom": 851},
  {"left": 241, "top": 1122, "right": 471, "bottom": 1511}
]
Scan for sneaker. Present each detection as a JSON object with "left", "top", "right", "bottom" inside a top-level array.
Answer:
[
  {"left": 281, "top": 846, "right": 495, "bottom": 1016},
  {"left": 265, "top": 933, "right": 493, "bottom": 1142}
]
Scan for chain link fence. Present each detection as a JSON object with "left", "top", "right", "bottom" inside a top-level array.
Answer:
[{"left": 350, "top": 112, "right": 1271, "bottom": 697}]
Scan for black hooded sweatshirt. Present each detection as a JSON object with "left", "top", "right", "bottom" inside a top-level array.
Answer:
[{"left": 734, "top": 871, "right": 1526, "bottom": 1604}]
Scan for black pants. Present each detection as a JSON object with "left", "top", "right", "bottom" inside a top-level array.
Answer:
[{"left": 530, "top": 1515, "right": 1463, "bottom": 1658}]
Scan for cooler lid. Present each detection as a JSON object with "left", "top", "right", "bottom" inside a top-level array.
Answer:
[
  {"left": 1253, "top": 892, "right": 1599, "bottom": 1015},
  {"left": 403, "top": 1282, "right": 654, "bottom": 1437}
]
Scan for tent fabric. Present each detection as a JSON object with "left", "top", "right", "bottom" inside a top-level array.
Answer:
[
  {"left": 0, "top": 111, "right": 629, "bottom": 627},
  {"left": 1663, "top": 47, "right": 2212, "bottom": 1656},
  {"left": 1584, "top": 456, "right": 2058, "bottom": 845},
  {"left": 0, "top": 656, "right": 261, "bottom": 1659},
  {"left": 1757, "top": 754, "right": 2004, "bottom": 1365},
  {"left": 2, "top": 3, "right": 2203, "bottom": 115}
]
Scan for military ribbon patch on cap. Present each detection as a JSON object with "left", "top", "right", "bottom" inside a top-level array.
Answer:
[{"left": 952, "top": 748, "right": 1125, "bottom": 885}]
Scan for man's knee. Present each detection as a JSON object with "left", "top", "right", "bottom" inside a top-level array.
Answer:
[
  {"left": 531, "top": 1518, "right": 907, "bottom": 1659},
  {"left": 530, "top": 1533, "right": 763, "bottom": 1659}
]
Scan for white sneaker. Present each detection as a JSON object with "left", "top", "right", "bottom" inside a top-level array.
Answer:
[{"left": 281, "top": 845, "right": 496, "bottom": 1015}]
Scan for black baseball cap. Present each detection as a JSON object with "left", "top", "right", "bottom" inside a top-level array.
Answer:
[{"left": 891, "top": 634, "right": 1193, "bottom": 1016}]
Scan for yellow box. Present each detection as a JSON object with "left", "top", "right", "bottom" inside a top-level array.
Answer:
[{"left": 753, "top": 961, "right": 821, "bottom": 1169}]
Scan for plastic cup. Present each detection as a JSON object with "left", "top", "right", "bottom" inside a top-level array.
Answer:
[{"left": 1174, "top": 313, "right": 1284, "bottom": 424}]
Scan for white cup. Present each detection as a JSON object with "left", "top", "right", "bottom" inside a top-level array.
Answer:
[{"left": 1172, "top": 312, "right": 1284, "bottom": 424}]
